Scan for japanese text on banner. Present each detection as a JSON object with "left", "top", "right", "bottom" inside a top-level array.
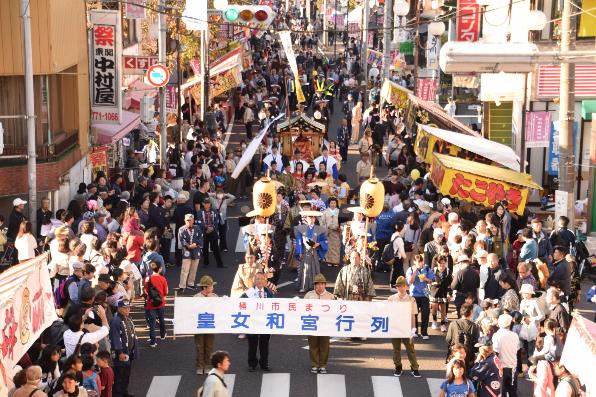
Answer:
[
  {"left": 457, "top": 0, "right": 480, "bottom": 42},
  {"left": 174, "top": 297, "right": 412, "bottom": 338}
]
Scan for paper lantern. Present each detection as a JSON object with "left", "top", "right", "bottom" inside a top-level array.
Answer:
[
  {"left": 410, "top": 169, "right": 421, "bottom": 180},
  {"left": 394, "top": 1, "right": 410, "bottom": 16},
  {"left": 527, "top": 10, "right": 547, "bottom": 31},
  {"left": 252, "top": 176, "right": 277, "bottom": 217},
  {"left": 428, "top": 20, "right": 446, "bottom": 36},
  {"left": 359, "top": 178, "right": 385, "bottom": 217}
]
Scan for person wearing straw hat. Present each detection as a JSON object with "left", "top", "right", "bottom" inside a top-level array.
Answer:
[
  {"left": 295, "top": 211, "right": 328, "bottom": 293},
  {"left": 193, "top": 275, "right": 218, "bottom": 375},
  {"left": 304, "top": 273, "right": 335, "bottom": 374}
]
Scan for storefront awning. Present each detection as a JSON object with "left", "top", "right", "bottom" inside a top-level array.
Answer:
[
  {"left": 430, "top": 153, "right": 541, "bottom": 215},
  {"left": 93, "top": 110, "right": 141, "bottom": 145},
  {"left": 417, "top": 124, "right": 521, "bottom": 171}
]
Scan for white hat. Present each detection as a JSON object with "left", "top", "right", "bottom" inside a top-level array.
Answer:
[
  {"left": 498, "top": 313, "right": 513, "bottom": 328},
  {"left": 476, "top": 249, "right": 489, "bottom": 259},
  {"left": 13, "top": 198, "right": 27, "bottom": 206},
  {"left": 441, "top": 198, "right": 451, "bottom": 206},
  {"left": 519, "top": 283, "right": 536, "bottom": 296},
  {"left": 456, "top": 254, "right": 471, "bottom": 263},
  {"left": 433, "top": 228, "right": 445, "bottom": 237}
]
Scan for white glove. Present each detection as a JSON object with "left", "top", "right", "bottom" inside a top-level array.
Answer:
[{"left": 410, "top": 328, "right": 418, "bottom": 337}]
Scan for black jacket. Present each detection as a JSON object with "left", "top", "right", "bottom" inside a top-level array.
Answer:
[
  {"left": 7, "top": 209, "right": 26, "bottom": 241},
  {"left": 451, "top": 266, "right": 480, "bottom": 295},
  {"left": 148, "top": 203, "right": 165, "bottom": 231}
]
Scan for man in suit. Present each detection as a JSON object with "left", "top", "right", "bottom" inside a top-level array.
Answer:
[
  {"left": 197, "top": 198, "right": 226, "bottom": 268},
  {"left": 242, "top": 272, "right": 274, "bottom": 372},
  {"left": 337, "top": 118, "right": 349, "bottom": 162},
  {"left": 148, "top": 192, "right": 165, "bottom": 232}
]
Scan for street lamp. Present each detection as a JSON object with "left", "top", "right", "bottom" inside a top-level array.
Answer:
[
  {"left": 428, "top": 20, "right": 446, "bottom": 36},
  {"left": 527, "top": 10, "right": 547, "bottom": 31}
]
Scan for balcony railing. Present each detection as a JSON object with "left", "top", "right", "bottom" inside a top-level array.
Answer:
[{"left": 0, "top": 130, "right": 79, "bottom": 162}]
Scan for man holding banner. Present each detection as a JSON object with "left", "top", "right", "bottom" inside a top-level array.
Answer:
[
  {"left": 304, "top": 273, "right": 336, "bottom": 374},
  {"left": 389, "top": 276, "right": 421, "bottom": 378}
]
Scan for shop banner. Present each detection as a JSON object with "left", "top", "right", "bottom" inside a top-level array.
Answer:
[
  {"left": 89, "top": 145, "right": 109, "bottom": 180},
  {"left": 209, "top": 66, "right": 242, "bottom": 100},
  {"left": 456, "top": 0, "right": 480, "bottom": 42},
  {"left": 174, "top": 297, "right": 412, "bottom": 338},
  {"left": 524, "top": 111, "right": 551, "bottom": 148},
  {"left": 547, "top": 121, "right": 579, "bottom": 176},
  {"left": 426, "top": 35, "right": 440, "bottom": 69},
  {"left": 125, "top": 0, "right": 145, "bottom": 19},
  {"left": 416, "top": 79, "right": 437, "bottom": 102},
  {"left": 279, "top": 31, "right": 306, "bottom": 103},
  {"left": 0, "top": 255, "right": 58, "bottom": 397},
  {"left": 380, "top": 80, "right": 410, "bottom": 110},
  {"left": 430, "top": 156, "right": 529, "bottom": 215},
  {"left": 366, "top": 49, "right": 383, "bottom": 67},
  {"left": 165, "top": 85, "right": 177, "bottom": 113},
  {"left": 90, "top": 10, "right": 122, "bottom": 124}
]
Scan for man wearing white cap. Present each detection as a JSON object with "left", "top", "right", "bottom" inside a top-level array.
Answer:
[
  {"left": 423, "top": 227, "right": 444, "bottom": 268},
  {"left": 7, "top": 198, "right": 28, "bottom": 242},
  {"left": 492, "top": 313, "right": 519, "bottom": 397}
]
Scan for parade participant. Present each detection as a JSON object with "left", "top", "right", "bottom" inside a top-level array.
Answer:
[
  {"left": 304, "top": 273, "right": 335, "bottom": 374},
  {"left": 355, "top": 152, "right": 372, "bottom": 181},
  {"left": 109, "top": 300, "right": 138, "bottom": 397},
  {"left": 242, "top": 273, "right": 274, "bottom": 371},
  {"left": 334, "top": 251, "right": 376, "bottom": 301},
  {"left": 336, "top": 119, "right": 349, "bottom": 162},
  {"left": 406, "top": 254, "right": 435, "bottom": 339},
  {"left": 270, "top": 189, "right": 290, "bottom": 283},
  {"left": 321, "top": 198, "right": 341, "bottom": 267},
  {"left": 388, "top": 276, "right": 421, "bottom": 377},
  {"left": 194, "top": 276, "right": 218, "bottom": 375},
  {"left": 177, "top": 213, "right": 202, "bottom": 293},
  {"left": 198, "top": 198, "right": 225, "bottom": 268},
  {"left": 314, "top": 146, "right": 339, "bottom": 180},
  {"left": 295, "top": 211, "right": 328, "bottom": 292},
  {"left": 262, "top": 145, "right": 284, "bottom": 174}
]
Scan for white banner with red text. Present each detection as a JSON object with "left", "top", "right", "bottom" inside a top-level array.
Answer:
[
  {"left": 174, "top": 297, "right": 411, "bottom": 338},
  {"left": 0, "top": 254, "right": 58, "bottom": 397}
]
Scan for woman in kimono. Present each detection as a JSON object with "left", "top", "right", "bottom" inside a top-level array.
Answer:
[
  {"left": 321, "top": 197, "right": 341, "bottom": 267},
  {"left": 295, "top": 211, "right": 328, "bottom": 293}
]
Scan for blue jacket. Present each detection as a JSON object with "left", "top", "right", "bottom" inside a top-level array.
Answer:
[
  {"left": 519, "top": 239, "right": 538, "bottom": 262},
  {"left": 469, "top": 353, "right": 502, "bottom": 397},
  {"left": 295, "top": 225, "right": 328, "bottom": 261},
  {"left": 178, "top": 225, "right": 203, "bottom": 260},
  {"left": 196, "top": 209, "right": 221, "bottom": 238},
  {"left": 109, "top": 313, "right": 138, "bottom": 365},
  {"left": 406, "top": 266, "right": 435, "bottom": 297},
  {"left": 375, "top": 210, "right": 397, "bottom": 242}
]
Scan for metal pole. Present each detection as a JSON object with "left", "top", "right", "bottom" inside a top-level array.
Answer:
[
  {"left": 382, "top": 0, "right": 393, "bottom": 80},
  {"left": 413, "top": 0, "right": 420, "bottom": 88},
  {"left": 361, "top": 2, "right": 369, "bottom": 89},
  {"left": 334, "top": 0, "right": 338, "bottom": 59},
  {"left": 176, "top": 12, "right": 182, "bottom": 140},
  {"left": 200, "top": 30, "right": 207, "bottom": 122},
  {"left": 21, "top": 0, "right": 37, "bottom": 230},
  {"left": 558, "top": 0, "right": 576, "bottom": 227},
  {"left": 519, "top": 72, "right": 528, "bottom": 173},
  {"left": 323, "top": 0, "right": 328, "bottom": 46},
  {"left": 158, "top": 0, "right": 167, "bottom": 165}
]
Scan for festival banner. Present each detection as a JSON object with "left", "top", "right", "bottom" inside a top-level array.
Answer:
[
  {"left": 165, "top": 85, "right": 177, "bottom": 113},
  {"left": 174, "top": 297, "right": 412, "bottom": 338},
  {"left": 125, "top": 0, "right": 145, "bottom": 19},
  {"left": 88, "top": 145, "right": 109, "bottom": 180},
  {"left": 547, "top": 121, "right": 579, "bottom": 176},
  {"left": 416, "top": 79, "right": 437, "bottom": 102},
  {"left": 380, "top": 79, "right": 410, "bottom": 110},
  {"left": 279, "top": 31, "right": 306, "bottom": 103},
  {"left": 209, "top": 66, "right": 242, "bottom": 100},
  {"left": 89, "top": 10, "right": 122, "bottom": 124},
  {"left": 366, "top": 49, "right": 383, "bottom": 67},
  {"left": 524, "top": 111, "right": 551, "bottom": 148},
  {"left": 0, "top": 255, "right": 58, "bottom": 397},
  {"left": 430, "top": 153, "right": 536, "bottom": 215},
  {"left": 456, "top": 0, "right": 480, "bottom": 42}
]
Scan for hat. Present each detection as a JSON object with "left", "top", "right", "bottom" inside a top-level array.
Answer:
[
  {"left": 397, "top": 164, "right": 406, "bottom": 170},
  {"left": 418, "top": 202, "right": 431, "bottom": 214},
  {"left": 198, "top": 275, "right": 217, "bottom": 287},
  {"left": 119, "top": 191, "right": 131, "bottom": 201},
  {"left": 116, "top": 299, "right": 131, "bottom": 308},
  {"left": 433, "top": 228, "right": 445, "bottom": 237},
  {"left": 395, "top": 276, "right": 407, "bottom": 286},
  {"left": 184, "top": 213, "right": 195, "bottom": 221},
  {"left": 298, "top": 200, "right": 312, "bottom": 206},
  {"left": 519, "top": 283, "right": 536, "bottom": 296},
  {"left": 440, "top": 197, "right": 451, "bottom": 206},
  {"left": 346, "top": 206, "right": 364, "bottom": 214},
  {"left": 498, "top": 313, "right": 513, "bottom": 328},
  {"left": 300, "top": 210, "right": 322, "bottom": 217},
  {"left": 12, "top": 198, "right": 27, "bottom": 206},
  {"left": 98, "top": 274, "right": 112, "bottom": 283},
  {"left": 177, "top": 191, "right": 190, "bottom": 203},
  {"left": 72, "top": 261, "right": 84, "bottom": 270},
  {"left": 246, "top": 209, "right": 263, "bottom": 218},
  {"left": 314, "top": 273, "right": 327, "bottom": 284},
  {"left": 456, "top": 254, "right": 471, "bottom": 263},
  {"left": 474, "top": 336, "right": 493, "bottom": 348},
  {"left": 481, "top": 298, "right": 499, "bottom": 309},
  {"left": 476, "top": 249, "right": 488, "bottom": 259}
]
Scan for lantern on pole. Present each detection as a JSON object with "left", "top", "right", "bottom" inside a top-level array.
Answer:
[
  {"left": 252, "top": 176, "right": 277, "bottom": 217},
  {"left": 359, "top": 177, "right": 385, "bottom": 218}
]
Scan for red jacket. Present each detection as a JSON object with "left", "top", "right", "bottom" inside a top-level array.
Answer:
[
  {"left": 144, "top": 273, "right": 168, "bottom": 309},
  {"left": 123, "top": 232, "right": 144, "bottom": 262}
]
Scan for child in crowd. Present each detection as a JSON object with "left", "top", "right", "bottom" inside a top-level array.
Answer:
[{"left": 96, "top": 350, "right": 114, "bottom": 397}]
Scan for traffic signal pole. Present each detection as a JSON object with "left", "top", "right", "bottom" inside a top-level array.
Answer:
[{"left": 557, "top": 0, "right": 577, "bottom": 228}]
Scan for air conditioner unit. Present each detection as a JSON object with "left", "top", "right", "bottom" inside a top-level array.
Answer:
[{"left": 439, "top": 42, "right": 539, "bottom": 74}]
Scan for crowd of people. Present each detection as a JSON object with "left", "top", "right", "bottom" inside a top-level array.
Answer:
[{"left": 1, "top": 2, "right": 594, "bottom": 397}]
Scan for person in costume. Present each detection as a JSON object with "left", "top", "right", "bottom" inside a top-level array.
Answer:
[
  {"left": 321, "top": 197, "right": 341, "bottom": 267},
  {"left": 295, "top": 211, "right": 328, "bottom": 293}
]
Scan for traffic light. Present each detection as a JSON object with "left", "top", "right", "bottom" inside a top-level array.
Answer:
[{"left": 222, "top": 5, "right": 275, "bottom": 25}]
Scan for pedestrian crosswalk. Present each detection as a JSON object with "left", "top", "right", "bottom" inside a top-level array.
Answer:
[{"left": 144, "top": 373, "right": 444, "bottom": 397}]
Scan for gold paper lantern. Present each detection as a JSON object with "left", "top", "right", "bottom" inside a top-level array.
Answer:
[
  {"left": 359, "top": 177, "right": 385, "bottom": 218},
  {"left": 252, "top": 176, "right": 277, "bottom": 217}
]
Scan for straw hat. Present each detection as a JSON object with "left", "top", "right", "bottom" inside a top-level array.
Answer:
[
  {"left": 298, "top": 200, "right": 313, "bottom": 206},
  {"left": 313, "top": 273, "right": 327, "bottom": 284},
  {"left": 346, "top": 206, "right": 364, "bottom": 214},
  {"left": 300, "top": 210, "right": 322, "bottom": 217}
]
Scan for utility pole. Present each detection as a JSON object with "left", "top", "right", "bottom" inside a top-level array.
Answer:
[
  {"left": 323, "top": 0, "right": 328, "bottom": 46},
  {"left": 557, "top": 0, "right": 577, "bottom": 228},
  {"left": 334, "top": 0, "right": 338, "bottom": 59},
  {"left": 382, "top": 0, "right": 393, "bottom": 80},
  {"left": 200, "top": 29, "right": 207, "bottom": 122},
  {"left": 412, "top": 0, "right": 421, "bottom": 87},
  {"left": 21, "top": 0, "right": 37, "bottom": 230},
  {"left": 158, "top": 0, "right": 167, "bottom": 165},
  {"left": 361, "top": 2, "right": 369, "bottom": 90}
]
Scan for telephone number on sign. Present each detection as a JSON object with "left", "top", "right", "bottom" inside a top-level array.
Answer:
[{"left": 92, "top": 111, "right": 120, "bottom": 121}]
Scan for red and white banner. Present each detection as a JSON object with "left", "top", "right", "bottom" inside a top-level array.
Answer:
[
  {"left": 0, "top": 255, "right": 58, "bottom": 397},
  {"left": 456, "top": 0, "right": 480, "bottom": 42},
  {"left": 416, "top": 78, "right": 438, "bottom": 102},
  {"left": 123, "top": 56, "right": 159, "bottom": 74},
  {"left": 537, "top": 65, "right": 596, "bottom": 98},
  {"left": 125, "top": 0, "right": 145, "bottom": 19},
  {"left": 165, "top": 85, "right": 177, "bottom": 113},
  {"left": 525, "top": 111, "right": 552, "bottom": 148}
]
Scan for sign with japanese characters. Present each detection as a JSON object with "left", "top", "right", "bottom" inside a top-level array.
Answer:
[
  {"left": 174, "top": 297, "right": 412, "bottom": 338},
  {"left": 547, "top": 120, "right": 579, "bottom": 176},
  {"left": 209, "top": 65, "right": 242, "bottom": 100},
  {"left": 123, "top": 56, "right": 159, "bottom": 74},
  {"left": 90, "top": 10, "right": 121, "bottom": 124},
  {"left": 456, "top": 0, "right": 480, "bottom": 42},
  {"left": 524, "top": 111, "right": 551, "bottom": 148},
  {"left": 425, "top": 35, "right": 440, "bottom": 70},
  {"left": 0, "top": 255, "right": 58, "bottom": 397},
  {"left": 430, "top": 155, "right": 530, "bottom": 215},
  {"left": 416, "top": 79, "right": 437, "bottom": 102}
]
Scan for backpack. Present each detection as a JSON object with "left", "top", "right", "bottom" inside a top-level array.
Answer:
[
  {"left": 53, "top": 275, "right": 78, "bottom": 308},
  {"left": 381, "top": 235, "right": 402, "bottom": 265},
  {"left": 146, "top": 276, "right": 163, "bottom": 306},
  {"left": 456, "top": 322, "right": 475, "bottom": 356}
]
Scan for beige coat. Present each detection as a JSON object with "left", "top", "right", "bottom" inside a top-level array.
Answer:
[
  {"left": 230, "top": 264, "right": 259, "bottom": 298},
  {"left": 304, "top": 290, "right": 335, "bottom": 300}
]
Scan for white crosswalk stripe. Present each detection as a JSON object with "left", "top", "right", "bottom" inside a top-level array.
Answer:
[
  {"left": 427, "top": 377, "right": 444, "bottom": 397},
  {"left": 146, "top": 375, "right": 181, "bottom": 397},
  {"left": 317, "top": 374, "right": 347, "bottom": 397},
  {"left": 260, "top": 373, "right": 290, "bottom": 397},
  {"left": 371, "top": 376, "right": 403, "bottom": 397}
]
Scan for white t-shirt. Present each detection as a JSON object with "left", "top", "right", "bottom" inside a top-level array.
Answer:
[
  {"left": 63, "top": 326, "right": 109, "bottom": 357},
  {"left": 14, "top": 233, "right": 37, "bottom": 261},
  {"left": 492, "top": 328, "right": 519, "bottom": 368}
]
